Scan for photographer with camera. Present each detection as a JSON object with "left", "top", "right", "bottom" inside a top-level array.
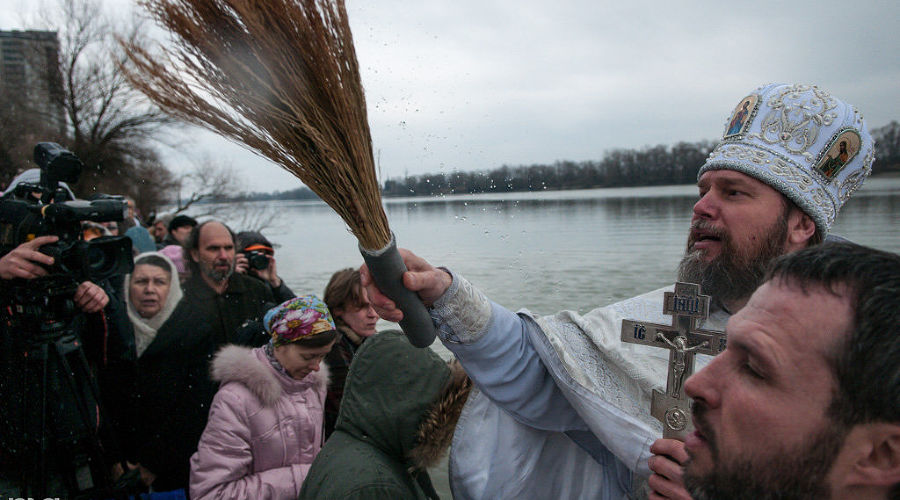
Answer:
[{"left": 235, "top": 231, "right": 295, "bottom": 303}]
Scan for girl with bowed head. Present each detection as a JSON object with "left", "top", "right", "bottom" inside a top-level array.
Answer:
[{"left": 189, "top": 295, "right": 336, "bottom": 500}]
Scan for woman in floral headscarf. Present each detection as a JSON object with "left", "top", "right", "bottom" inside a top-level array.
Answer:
[{"left": 189, "top": 295, "right": 337, "bottom": 500}]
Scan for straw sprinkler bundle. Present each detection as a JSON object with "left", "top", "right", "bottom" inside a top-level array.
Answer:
[{"left": 121, "top": 0, "right": 435, "bottom": 346}]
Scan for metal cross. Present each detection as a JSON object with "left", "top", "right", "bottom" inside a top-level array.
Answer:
[{"left": 620, "top": 282, "right": 727, "bottom": 439}]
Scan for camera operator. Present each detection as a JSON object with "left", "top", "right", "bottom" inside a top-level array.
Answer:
[
  {"left": 0, "top": 238, "right": 134, "bottom": 497},
  {"left": 235, "top": 231, "right": 295, "bottom": 303},
  {"left": 0, "top": 235, "right": 108, "bottom": 312},
  {"left": 0, "top": 144, "right": 141, "bottom": 497}
]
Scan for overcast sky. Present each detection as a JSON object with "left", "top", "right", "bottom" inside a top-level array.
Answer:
[{"left": 1, "top": 0, "right": 898, "bottom": 193}]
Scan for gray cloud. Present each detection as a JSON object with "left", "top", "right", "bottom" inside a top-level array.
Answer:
[{"left": 2, "top": 0, "right": 897, "bottom": 192}]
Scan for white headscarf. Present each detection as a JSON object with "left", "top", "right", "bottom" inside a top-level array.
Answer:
[{"left": 124, "top": 251, "right": 183, "bottom": 356}]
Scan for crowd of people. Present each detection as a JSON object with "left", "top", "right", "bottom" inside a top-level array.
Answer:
[
  {"left": 0, "top": 193, "right": 452, "bottom": 498},
  {"left": 0, "top": 82, "right": 898, "bottom": 500}
]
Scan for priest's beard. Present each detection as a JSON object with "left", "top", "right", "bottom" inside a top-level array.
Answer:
[
  {"left": 684, "top": 403, "right": 846, "bottom": 500},
  {"left": 677, "top": 212, "right": 789, "bottom": 308}
]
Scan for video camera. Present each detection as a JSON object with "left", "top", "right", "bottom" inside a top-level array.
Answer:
[{"left": 0, "top": 143, "right": 133, "bottom": 285}]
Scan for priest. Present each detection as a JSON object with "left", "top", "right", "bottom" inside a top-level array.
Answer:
[{"left": 363, "top": 83, "right": 875, "bottom": 499}]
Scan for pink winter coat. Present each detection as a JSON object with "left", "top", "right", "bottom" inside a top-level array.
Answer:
[{"left": 189, "top": 345, "right": 329, "bottom": 500}]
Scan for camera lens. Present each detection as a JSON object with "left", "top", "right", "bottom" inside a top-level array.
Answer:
[
  {"left": 248, "top": 251, "right": 269, "bottom": 270},
  {"left": 87, "top": 241, "right": 112, "bottom": 275}
]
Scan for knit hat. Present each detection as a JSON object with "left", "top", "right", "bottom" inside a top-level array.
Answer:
[
  {"left": 698, "top": 83, "right": 874, "bottom": 235},
  {"left": 264, "top": 295, "right": 337, "bottom": 347},
  {"left": 168, "top": 214, "right": 198, "bottom": 233},
  {"left": 236, "top": 230, "right": 274, "bottom": 252},
  {"left": 2, "top": 168, "right": 76, "bottom": 201}
]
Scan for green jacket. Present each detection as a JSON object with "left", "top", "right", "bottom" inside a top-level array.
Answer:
[{"left": 299, "top": 330, "right": 450, "bottom": 500}]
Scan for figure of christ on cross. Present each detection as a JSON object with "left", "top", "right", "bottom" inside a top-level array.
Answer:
[{"left": 620, "top": 282, "right": 727, "bottom": 439}]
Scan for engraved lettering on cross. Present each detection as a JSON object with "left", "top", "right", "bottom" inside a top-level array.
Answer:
[{"left": 620, "top": 282, "right": 727, "bottom": 440}]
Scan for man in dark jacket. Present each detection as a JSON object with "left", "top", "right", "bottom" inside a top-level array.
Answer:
[
  {"left": 181, "top": 221, "right": 275, "bottom": 346},
  {"left": 299, "top": 331, "right": 471, "bottom": 500}
]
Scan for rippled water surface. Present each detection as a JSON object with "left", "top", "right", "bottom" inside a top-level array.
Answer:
[{"left": 225, "top": 177, "right": 900, "bottom": 317}]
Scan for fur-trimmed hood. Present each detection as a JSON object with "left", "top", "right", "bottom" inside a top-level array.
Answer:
[
  {"left": 409, "top": 359, "right": 471, "bottom": 469},
  {"left": 335, "top": 331, "right": 471, "bottom": 470},
  {"left": 210, "top": 345, "right": 329, "bottom": 407}
]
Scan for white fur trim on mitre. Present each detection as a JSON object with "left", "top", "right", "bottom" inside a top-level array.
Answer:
[{"left": 210, "top": 345, "right": 330, "bottom": 407}]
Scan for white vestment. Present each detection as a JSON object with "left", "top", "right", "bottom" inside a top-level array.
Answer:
[{"left": 430, "top": 272, "right": 728, "bottom": 499}]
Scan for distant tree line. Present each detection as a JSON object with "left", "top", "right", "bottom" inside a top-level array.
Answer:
[
  {"left": 873, "top": 121, "right": 900, "bottom": 173},
  {"left": 4, "top": 1, "right": 897, "bottom": 209},
  {"left": 233, "top": 121, "right": 900, "bottom": 202},
  {"left": 379, "top": 121, "right": 900, "bottom": 198},
  {"left": 382, "top": 140, "right": 716, "bottom": 197},
  {"left": 235, "top": 185, "right": 321, "bottom": 202}
]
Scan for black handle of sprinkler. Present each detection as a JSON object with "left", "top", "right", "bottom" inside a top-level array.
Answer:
[{"left": 359, "top": 233, "right": 438, "bottom": 348}]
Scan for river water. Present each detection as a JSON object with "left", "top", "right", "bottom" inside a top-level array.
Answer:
[
  {"left": 212, "top": 176, "right": 900, "bottom": 497},
  {"left": 222, "top": 176, "right": 900, "bottom": 317}
]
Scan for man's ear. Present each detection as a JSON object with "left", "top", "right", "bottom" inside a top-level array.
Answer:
[
  {"left": 786, "top": 209, "right": 817, "bottom": 250},
  {"left": 839, "top": 424, "right": 900, "bottom": 490},
  {"left": 190, "top": 248, "right": 199, "bottom": 263}
]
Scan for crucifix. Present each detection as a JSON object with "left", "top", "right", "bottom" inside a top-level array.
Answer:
[{"left": 620, "top": 282, "right": 727, "bottom": 439}]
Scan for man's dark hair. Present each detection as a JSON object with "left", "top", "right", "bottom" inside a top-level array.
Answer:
[
  {"left": 183, "top": 220, "right": 236, "bottom": 276},
  {"left": 168, "top": 214, "right": 198, "bottom": 234},
  {"left": 766, "top": 242, "right": 900, "bottom": 427}
]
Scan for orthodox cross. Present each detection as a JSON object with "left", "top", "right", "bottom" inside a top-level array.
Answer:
[{"left": 620, "top": 282, "right": 727, "bottom": 440}]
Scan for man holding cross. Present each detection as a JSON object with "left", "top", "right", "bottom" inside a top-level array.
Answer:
[{"left": 362, "top": 83, "right": 876, "bottom": 498}]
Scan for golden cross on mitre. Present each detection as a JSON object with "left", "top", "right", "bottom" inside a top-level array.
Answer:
[{"left": 620, "top": 282, "right": 727, "bottom": 440}]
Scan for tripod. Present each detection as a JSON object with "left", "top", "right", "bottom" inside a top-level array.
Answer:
[{"left": 4, "top": 287, "right": 139, "bottom": 499}]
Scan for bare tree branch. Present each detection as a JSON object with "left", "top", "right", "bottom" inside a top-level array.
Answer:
[
  {"left": 26, "top": 0, "right": 178, "bottom": 209},
  {"left": 173, "top": 155, "right": 242, "bottom": 213}
]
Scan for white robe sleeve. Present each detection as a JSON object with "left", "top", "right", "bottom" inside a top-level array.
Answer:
[
  {"left": 430, "top": 270, "right": 639, "bottom": 499},
  {"left": 430, "top": 270, "right": 586, "bottom": 431}
]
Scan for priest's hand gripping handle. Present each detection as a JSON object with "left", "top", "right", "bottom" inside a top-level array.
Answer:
[{"left": 359, "top": 233, "right": 438, "bottom": 348}]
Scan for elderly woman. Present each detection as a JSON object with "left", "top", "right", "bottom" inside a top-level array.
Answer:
[
  {"left": 123, "top": 252, "right": 192, "bottom": 487},
  {"left": 322, "top": 267, "right": 380, "bottom": 438},
  {"left": 189, "top": 295, "right": 336, "bottom": 500},
  {"left": 126, "top": 252, "right": 217, "bottom": 495},
  {"left": 126, "top": 253, "right": 183, "bottom": 355}
]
